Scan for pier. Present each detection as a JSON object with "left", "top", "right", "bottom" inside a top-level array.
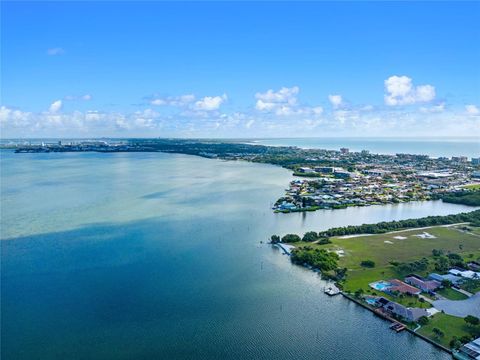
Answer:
[{"left": 275, "top": 243, "right": 295, "bottom": 255}]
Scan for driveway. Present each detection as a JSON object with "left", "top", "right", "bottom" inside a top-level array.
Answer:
[{"left": 433, "top": 292, "right": 480, "bottom": 318}]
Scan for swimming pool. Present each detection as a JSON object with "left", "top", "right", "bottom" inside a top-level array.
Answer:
[
  {"left": 370, "top": 281, "right": 392, "bottom": 291},
  {"left": 365, "top": 298, "right": 378, "bottom": 305}
]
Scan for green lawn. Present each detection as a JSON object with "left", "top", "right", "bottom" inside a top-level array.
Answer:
[
  {"left": 418, "top": 313, "right": 473, "bottom": 347},
  {"left": 290, "top": 226, "right": 480, "bottom": 293},
  {"left": 287, "top": 224, "right": 480, "bottom": 349},
  {"left": 331, "top": 226, "right": 480, "bottom": 270},
  {"left": 463, "top": 184, "right": 480, "bottom": 190},
  {"left": 436, "top": 287, "right": 469, "bottom": 300}
]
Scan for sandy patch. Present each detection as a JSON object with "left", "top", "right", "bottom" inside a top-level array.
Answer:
[
  {"left": 414, "top": 232, "right": 436, "bottom": 239},
  {"left": 333, "top": 249, "right": 345, "bottom": 257},
  {"left": 338, "top": 234, "right": 373, "bottom": 239},
  {"left": 384, "top": 240, "right": 394, "bottom": 244},
  {"left": 393, "top": 236, "right": 407, "bottom": 240}
]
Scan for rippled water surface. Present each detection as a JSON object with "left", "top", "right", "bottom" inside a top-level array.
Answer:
[{"left": 3, "top": 150, "right": 472, "bottom": 359}]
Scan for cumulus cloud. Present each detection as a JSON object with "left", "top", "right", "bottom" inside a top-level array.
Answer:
[
  {"left": 328, "top": 94, "right": 343, "bottom": 108},
  {"left": 255, "top": 86, "right": 299, "bottom": 112},
  {"left": 465, "top": 104, "right": 480, "bottom": 116},
  {"left": 254, "top": 86, "right": 323, "bottom": 117},
  {"left": 49, "top": 100, "right": 63, "bottom": 113},
  {"left": 194, "top": 94, "right": 227, "bottom": 111},
  {"left": 47, "top": 48, "right": 65, "bottom": 56},
  {"left": 245, "top": 119, "right": 255, "bottom": 129},
  {"left": 0, "top": 106, "right": 32, "bottom": 127},
  {"left": 384, "top": 75, "right": 435, "bottom": 106}
]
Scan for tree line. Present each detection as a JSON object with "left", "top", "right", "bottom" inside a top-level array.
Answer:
[
  {"left": 317, "top": 210, "right": 480, "bottom": 237},
  {"left": 442, "top": 191, "right": 480, "bottom": 207},
  {"left": 271, "top": 210, "right": 479, "bottom": 243}
]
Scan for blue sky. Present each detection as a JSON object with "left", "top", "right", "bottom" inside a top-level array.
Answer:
[{"left": 1, "top": 1, "right": 479, "bottom": 138}]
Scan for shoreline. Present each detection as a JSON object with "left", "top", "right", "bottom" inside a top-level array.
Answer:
[
  {"left": 340, "top": 292, "right": 452, "bottom": 354},
  {"left": 278, "top": 250, "right": 454, "bottom": 355},
  {"left": 273, "top": 212, "right": 480, "bottom": 356}
]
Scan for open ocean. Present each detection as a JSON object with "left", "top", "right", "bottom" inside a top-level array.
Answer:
[{"left": 251, "top": 137, "right": 479, "bottom": 158}]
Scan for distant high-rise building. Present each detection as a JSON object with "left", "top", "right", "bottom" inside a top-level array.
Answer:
[
  {"left": 340, "top": 148, "right": 349, "bottom": 154},
  {"left": 452, "top": 156, "right": 468, "bottom": 163}
]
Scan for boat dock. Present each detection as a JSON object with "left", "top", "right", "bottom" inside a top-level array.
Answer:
[
  {"left": 275, "top": 243, "right": 295, "bottom": 255},
  {"left": 324, "top": 284, "right": 341, "bottom": 296},
  {"left": 390, "top": 322, "right": 406, "bottom": 332}
]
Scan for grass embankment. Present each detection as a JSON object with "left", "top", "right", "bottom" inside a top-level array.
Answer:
[
  {"left": 436, "top": 288, "right": 469, "bottom": 300},
  {"left": 418, "top": 313, "right": 472, "bottom": 348}
]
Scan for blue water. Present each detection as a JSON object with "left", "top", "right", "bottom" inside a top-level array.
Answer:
[
  {"left": 371, "top": 281, "right": 393, "bottom": 291},
  {"left": 251, "top": 137, "right": 479, "bottom": 158},
  {"left": 2, "top": 150, "right": 472, "bottom": 359}
]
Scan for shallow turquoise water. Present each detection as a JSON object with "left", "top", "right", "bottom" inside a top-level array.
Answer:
[{"left": 2, "top": 150, "right": 473, "bottom": 359}]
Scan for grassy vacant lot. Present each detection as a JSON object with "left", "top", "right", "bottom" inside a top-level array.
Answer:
[
  {"left": 292, "top": 225, "right": 480, "bottom": 293},
  {"left": 289, "top": 224, "right": 480, "bottom": 349},
  {"left": 464, "top": 184, "right": 480, "bottom": 190},
  {"left": 436, "top": 287, "right": 469, "bottom": 300},
  {"left": 417, "top": 313, "right": 472, "bottom": 347}
]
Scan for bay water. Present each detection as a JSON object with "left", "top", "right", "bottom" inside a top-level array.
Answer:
[{"left": 2, "top": 150, "right": 475, "bottom": 359}]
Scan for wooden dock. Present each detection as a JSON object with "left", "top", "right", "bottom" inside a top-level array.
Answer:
[
  {"left": 324, "top": 285, "right": 341, "bottom": 296},
  {"left": 390, "top": 322, "right": 406, "bottom": 332}
]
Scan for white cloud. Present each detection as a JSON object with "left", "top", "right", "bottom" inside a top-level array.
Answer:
[
  {"left": 384, "top": 75, "right": 435, "bottom": 106},
  {"left": 49, "top": 100, "right": 63, "bottom": 113},
  {"left": 328, "top": 94, "right": 343, "bottom": 108},
  {"left": 361, "top": 105, "right": 374, "bottom": 111},
  {"left": 415, "top": 85, "right": 436, "bottom": 102},
  {"left": 465, "top": 104, "right": 480, "bottom": 116},
  {"left": 256, "top": 86, "right": 299, "bottom": 104},
  {"left": 254, "top": 86, "right": 323, "bottom": 117},
  {"left": 255, "top": 86, "right": 299, "bottom": 111},
  {"left": 420, "top": 102, "right": 445, "bottom": 113},
  {"left": 0, "top": 106, "right": 33, "bottom": 127},
  {"left": 151, "top": 94, "right": 196, "bottom": 107},
  {"left": 245, "top": 119, "right": 255, "bottom": 129},
  {"left": 65, "top": 94, "right": 92, "bottom": 101},
  {"left": 47, "top": 48, "right": 65, "bottom": 56},
  {"left": 194, "top": 94, "right": 227, "bottom": 111}
]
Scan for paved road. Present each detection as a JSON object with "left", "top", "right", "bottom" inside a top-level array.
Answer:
[{"left": 433, "top": 292, "right": 480, "bottom": 318}]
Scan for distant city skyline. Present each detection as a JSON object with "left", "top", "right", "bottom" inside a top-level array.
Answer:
[{"left": 1, "top": 1, "right": 479, "bottom": 138}]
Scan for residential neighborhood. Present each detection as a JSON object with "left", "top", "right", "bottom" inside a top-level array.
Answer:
[{"left": 274, "top": 159, "right": 478, "bottom": 212}]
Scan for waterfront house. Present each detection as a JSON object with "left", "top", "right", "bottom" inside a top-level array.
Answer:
[
  {"left": 388, "top": 279, "right": 421, "bottom": 295},
  {"left": 376, "top": 297, "right": 428, "bottom": 322},
  {"left": 453, "top": 337, "right": 480, "bottom": 360},
  {"left": 404, "top": 274, "right": 441, "bottom": 293}
]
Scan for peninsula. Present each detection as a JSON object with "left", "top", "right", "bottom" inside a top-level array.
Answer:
[{"left": 6, "top": 138, "right": 480, "bottom": 211}]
